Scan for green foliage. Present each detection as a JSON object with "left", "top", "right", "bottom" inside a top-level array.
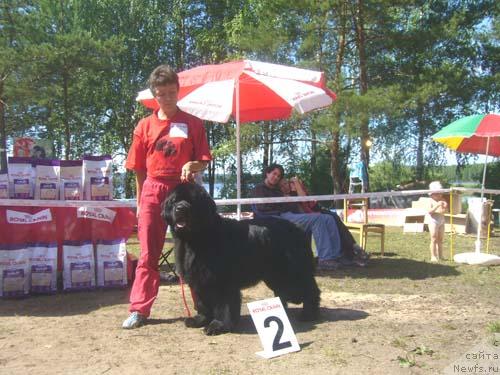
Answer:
[
  {"left": 397, "top": 355, "right": 416, "bottom": 368},
  {"left": 1, "top": 0, "right": 497, "bottom": 198},
  {"left": 295, "top": 145, "right": 335, "bottom": 196},
  {"left": 487, "top": 321, "right": 500, "bottom": 334},
  {"left": 369, "top": 161, "right": 416, "bottom": 192},
  {"left": 411, "top": 345, "right": 434, "bottom": 356}
]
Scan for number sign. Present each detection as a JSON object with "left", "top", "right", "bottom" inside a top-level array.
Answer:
[{"left": 247, "top": 297, "right": 300, "bottom": 358}]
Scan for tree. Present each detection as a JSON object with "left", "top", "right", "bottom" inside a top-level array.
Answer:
[
  {"left": 369, "top": 0, "right": 497, "bottom": 180},
  {"left": 0, "top": 0, "right": 36, "bottom": 171}
]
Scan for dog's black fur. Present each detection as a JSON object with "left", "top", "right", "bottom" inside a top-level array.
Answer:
[{"left": 162, "top": 183, "right": 321, "bottom": 335}]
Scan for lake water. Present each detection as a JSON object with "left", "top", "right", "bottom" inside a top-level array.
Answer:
[{"left": 203, "top": 182, "right": 224, "bottom": 198}]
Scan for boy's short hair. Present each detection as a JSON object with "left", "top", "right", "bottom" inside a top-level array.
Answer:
[{"left": 149, "top": 65, "right": 179, "bottom": 90}]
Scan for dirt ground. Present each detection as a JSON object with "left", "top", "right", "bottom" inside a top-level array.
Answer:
[{"left": 1, "top": 256, "right": 499, "bottom": 375}]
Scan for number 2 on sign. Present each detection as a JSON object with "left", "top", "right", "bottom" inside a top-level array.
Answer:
[
  {"left": 247, "top": 297, "right": 300, "bottom": 358},
  {"left": 264, "top": 316, "right": 292, "bottom": 351}
]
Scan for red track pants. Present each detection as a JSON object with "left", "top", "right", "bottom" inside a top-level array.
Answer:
[{"left": 129, "top": 176, "right": 180, "bottom": 317}]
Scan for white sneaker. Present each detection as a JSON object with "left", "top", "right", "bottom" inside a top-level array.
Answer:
[{"left": 122, "top": 312, "right": 146, "bottom": 329}]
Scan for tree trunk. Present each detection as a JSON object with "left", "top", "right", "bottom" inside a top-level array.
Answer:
[
  {"left": 175, "top": 4, "right": 185, "bottom": 70},
  {"left": 311, "top": 129, "right": 317, "bottom": 172},
  {"left": 353, "top": 0, "right": 370, "bottom": 191},
  {"left": 0, "top": 80, "right": 6, "bottom": 172},
  {"left": 330, "top": 131, "right": 341, "bottom": 193},
  {"left": 330, "top": 0, "right": 348, "bottom": 196},
  {"left": 262, "top": 122, "right": 274, "bottom": 167},
  {"left": 63, "top": 72, "right": 70, "bottom": 159},
  {"left": 416, "top": 106, "right": 425, "bottom": 180}
]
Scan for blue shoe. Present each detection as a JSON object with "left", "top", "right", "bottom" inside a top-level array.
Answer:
[{"left": 122, "top": 312, "right": 147, "bottom": 329}]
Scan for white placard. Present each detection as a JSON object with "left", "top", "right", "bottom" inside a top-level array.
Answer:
[
  {"left": 6, "top": 208, "right": 52, "bottom": 224},
  {"left": 169, "top": 122, "right": 188, "bottom": 138},
  {"left": 77, "top": 206, "right": 116, "bottom": 223},
  {"left": 247, "top": 297, "right": 300, "bottom": 359}
]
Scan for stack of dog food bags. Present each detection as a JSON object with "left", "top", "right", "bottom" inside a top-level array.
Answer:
[
  {"left": 59, "top": 160, "right": 83, "bottom": 200},
  {"left": 28, "top": 207, "right": 58, "bottom": 295},
  {"left": 29, "top": 242, "right": 58, "bottom": 294},
  {"left": 0, "top": 244, "right": 31, "bottom": 298},
  {"left": 62, "top": 240, "right": 96, "bottom": 291},
  {"left": 82, "top": 155, "right": 113, "bottom": 201},
  {"left": 0, "top": 172, "right": 8, "bottom": 199},
  {"left": 34, "top": 160, "right": 60, "bottom": 200},
  {"left": 96, "top": 239, "right": 128, "bottom": 288},
  {"left": 8, "top": 157, "right": 34, "bottom": 199},
  {"left": 0, "top": 207, "right": 58, "bottom": 298},
  {"left": 0, "top": 210, "right": 33, "bottom": 298}
]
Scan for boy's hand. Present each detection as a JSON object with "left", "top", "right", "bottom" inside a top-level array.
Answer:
[
  {"left": 180, "top": 168, "right": 194, "bottom": 182},
  {"left": 180, "top": 162, "right": 196, "bottom": 182}
]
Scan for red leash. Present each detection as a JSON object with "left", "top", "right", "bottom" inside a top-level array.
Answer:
[{"left": 179, "top": 276, "right": 192, "bottom": 317}]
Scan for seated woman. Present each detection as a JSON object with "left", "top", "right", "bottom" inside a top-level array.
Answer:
[
  {"left": 252, "top": 163, "right": 361, "bottom": 270},
  {"left": 280, "top": 176, "right": 369, "bottom": 265}
]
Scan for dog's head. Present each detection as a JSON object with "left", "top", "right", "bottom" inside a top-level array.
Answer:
[{"left": 162, "top": 183, "right": 217, "bottom": 238}]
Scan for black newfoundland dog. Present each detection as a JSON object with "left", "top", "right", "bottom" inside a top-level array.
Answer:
[{"left": 162, "top": 183, "right": 321, "bottom": 335}]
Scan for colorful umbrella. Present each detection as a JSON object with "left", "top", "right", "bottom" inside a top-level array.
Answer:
[
  {"left": 432, "top": 114, "right": 500, "bottom": 156},
  {"left": 432, "top": 113, "right": 500, "bottom": 265},
  {"left": 137, "top": 60, "right": 336, "bottom": 215}
]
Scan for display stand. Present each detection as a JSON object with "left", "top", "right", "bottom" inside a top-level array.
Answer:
[{"left": 0, "top": 199, "right": 137, "bottom": 273}]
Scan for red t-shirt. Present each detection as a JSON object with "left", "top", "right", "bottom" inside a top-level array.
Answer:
[{"left": 125, "top": 109, "right": 212, "bottom": 177}]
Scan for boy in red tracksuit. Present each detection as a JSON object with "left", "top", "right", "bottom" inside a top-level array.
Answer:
[{"left": 123, "top": 65, "right": 212, "bottom": 329}]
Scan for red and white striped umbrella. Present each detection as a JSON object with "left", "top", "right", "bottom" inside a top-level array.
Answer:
[
  {"left": 137, "top": 60, "right": 336, "bottom": 215},
  {"left": 137, "top": 59, "right": 336, "bottom": 123}
]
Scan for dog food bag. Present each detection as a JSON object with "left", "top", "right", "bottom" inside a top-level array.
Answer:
[
  {"left": 60, "top": 160, "right": 83, "bottom": 200},
  {"left": 0, "top": 172, "right": 8, "bottom": 199},
  {"left": 62, "top": 240, "right": 96, "bottom": 291},
  {"left": 34, "top": 159, "right": 60, "bottom": 200},
  {"left": 8, "top": 157, "right": 34, "bottom": 199},
  {"left": 29, "top": 242, "right": 58, "bottom": 294},
  {"left": 96, "top": 239, "right": 127, "bottom": 288},
  {"left": 82, "top": 155, "right": 113, "bottom": 201},
  {"left": 0, "top": 244, "right": 31, "bottom": 298}
]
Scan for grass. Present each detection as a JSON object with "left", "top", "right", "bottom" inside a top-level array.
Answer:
[
  {"left": 126, "top": 226, "right": 500, "bottom": 298},
  {"left": 318, "top": 226, "right": 500, "bottom": 302},
  {"left": 487, "top": 321, "right": 500, "bottom": 333}
]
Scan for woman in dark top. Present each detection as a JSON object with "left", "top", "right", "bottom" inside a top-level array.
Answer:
[{"left": 253, "top": 164, "right": 346, "bottom": 270}]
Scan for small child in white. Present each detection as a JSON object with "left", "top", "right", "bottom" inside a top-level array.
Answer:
[{"left": 425, "top": 181, "right": 448, "bottom": 262}]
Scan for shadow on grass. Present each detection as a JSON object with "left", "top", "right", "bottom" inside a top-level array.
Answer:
[
  {"left": 0, "top": 288, "right": 129, "bottom": 317},
  {"left": 233, "top": 307, "right": 368, "bottom": 335},
  {"left": 317, "top": 257, "right": 460, "bottom": 280}
]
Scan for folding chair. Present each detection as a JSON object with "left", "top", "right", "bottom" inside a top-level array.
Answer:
[
  {"left": 159, "top": 235, "right": 178, "bottom": 279},
  {"left": 343, "top": 197, "right": 385, "bottom": 256},
  {"left": 348, "top": 161, "right": 368, "bottom": 193}
]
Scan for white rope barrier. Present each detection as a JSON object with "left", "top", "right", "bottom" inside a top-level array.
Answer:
[
  {"left": 0, "top": 199, "right": 136, "bottom": 208},
  {"left": 0, "top": 187, "right": 498, "bottom": 208},
  {"left": 212, "top": 187, "right": 500, "bottom": 207}
]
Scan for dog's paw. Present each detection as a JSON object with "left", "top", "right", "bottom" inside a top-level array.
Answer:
[
  {"left": 185, "top": 314, "right": 208, "bottom": 328},
  {"left": 203, "top": 320, "right": 229, "bottom": 335}
]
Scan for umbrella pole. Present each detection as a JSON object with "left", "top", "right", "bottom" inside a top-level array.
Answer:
[
  {"left": 235, "top": 79, "right": 242, "bottom": 219},
  {"left": 475, "top": 136, "right": 490, "bottom": 253},
  {"left": 449, "top": 189, "right": 454, "bottom": 260}
]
